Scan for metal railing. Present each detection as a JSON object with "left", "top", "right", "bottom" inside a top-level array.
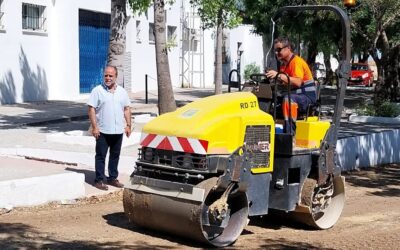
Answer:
[
  {"left": 145, "top": 74, "right": 158, "bottom": 104},
  {"left": 0, "top": 11, "right": 4, "bottom": 22},
  {"left": 22, "top": 4, "right": 46, "bottom": 31}
]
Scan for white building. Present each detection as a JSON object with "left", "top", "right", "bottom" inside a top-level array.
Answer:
[{"left": 0, "top": 0, "right": 263, "bottom": 104}]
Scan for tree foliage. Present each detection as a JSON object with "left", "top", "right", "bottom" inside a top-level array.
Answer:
[
  {"left": 242, "top": 0, "right": 400, "bottom": 102},
  {"left": 128, "top": 0, "right": 152, "bottom": 15},
  {"left": 243, "top": 62, "right": 261, "bottom": 80},
  {"left": 190, "top": 0, "right": 242, "bottom": 94},
  {"left": 349, "top": 0, "right": 400, "bottom": 103},
  {"left": 190, "top": 0, "right": 242, "bottom": 29},
  {"left": 242, "top": 0, "right": 344, "bottom": 83}
]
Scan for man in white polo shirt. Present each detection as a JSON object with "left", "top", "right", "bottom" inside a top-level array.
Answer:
[{"left": 87, "top": 65, "right": 132, "bottom": 190}]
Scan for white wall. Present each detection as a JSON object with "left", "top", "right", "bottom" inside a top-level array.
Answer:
[
  {"left": 0, "top": 0, "right": 110, "bottom": 103},
  {"left": 228, "top": 25, "right": 263, "bottom": 82},
  {"left": 49, "top": 0, "right": 110, "bottom": 100},
  {"left": 0, "top": 0, "right": 265, "bottom": 104},
  {"left": 0, "top": 0, "right": 52, "bottom": 103},
  {"left": 128, "top": 2, "right": 182, "bottom": 92}
]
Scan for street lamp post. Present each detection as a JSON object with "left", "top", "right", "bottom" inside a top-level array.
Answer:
[{"left": 237, "top": 42, "right": 243, "bottom": 89}]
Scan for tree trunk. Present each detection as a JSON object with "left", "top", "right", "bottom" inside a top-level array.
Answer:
[
  {"left": 107, "top": 0, "right": 127, "bottom": 86},
  {"left": 324, "top": 56, "right": 333, "bottom": 85},
  {"left": 154, "top": 0, "right": 177, "bottom": 114},
  {"left": 214, "top": 21, "right": 223, "bottom": 95},
  {"left": 359, "top": 49, "right": 369, "bottom": 63},
  {"left": 306, "top": 41, "right": 318, "bottom": 65},
  {"left": 372, "top": 49, "right": 390, "bottom": 106},
  {"left": 372, "top": 31, "right": 393, "bottom": 107},
  {"left": 383, "top": 45, "right": 400, "bottom": 102}
]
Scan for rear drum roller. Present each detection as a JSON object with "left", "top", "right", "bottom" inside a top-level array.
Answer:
[
  {"left": 123, "top": 177, "right": 249, "bottom": 247},
  {"left": 292, "top": 176, "right": 345, "bottom": 229}
]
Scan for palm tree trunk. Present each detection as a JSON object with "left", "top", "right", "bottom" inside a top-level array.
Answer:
[
  {"left": 107, "top": 0, "right": 127, "bottom": 86},
  {"left": 154, "top": 0, "right": 177, "bottom": 114}
]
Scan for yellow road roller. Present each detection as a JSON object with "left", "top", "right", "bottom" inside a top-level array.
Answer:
[{"left": 123, "top": 5, "right": 352, "bottom": 247}]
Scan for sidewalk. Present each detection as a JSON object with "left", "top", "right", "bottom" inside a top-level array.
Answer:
[
  {"left": 0, "top": 86, "right": 399, "bottom": 210},
  {"left": 0, "top": 87, "right": 217, "bottom": 129},
  {"left": 0, "top": 87, "right": 218, "bottom": 210}
]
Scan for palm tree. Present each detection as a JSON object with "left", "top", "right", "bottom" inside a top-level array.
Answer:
[{"left": 107, "top": 0, "right": 127, "bottom": 86}]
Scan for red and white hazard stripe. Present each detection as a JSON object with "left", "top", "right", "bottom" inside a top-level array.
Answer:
[{"left": 140, "top": 133, "right": 208, "bottom": 155}]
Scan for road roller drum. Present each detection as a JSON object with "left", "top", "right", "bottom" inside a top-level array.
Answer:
[{"left": 123, "top": 177, "right": 249, "bottom": 247}]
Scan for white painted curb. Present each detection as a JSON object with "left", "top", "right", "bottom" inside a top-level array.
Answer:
[
  {"left": 0, "top": 148, "right": 136, "bottom": 175},
  {"left": 349, "top": 115, "right": 400, "bottom": 124},
  {"left": 0, "top": 172, "right": 85, "bottom": 209}
]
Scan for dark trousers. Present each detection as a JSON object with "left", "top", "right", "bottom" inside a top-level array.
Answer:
[
  {"left": 283, "top": 94, "right": 315, "bottom": 135},
  {"left": 95, "top": 133, "right": 123, "bottom": 183}
]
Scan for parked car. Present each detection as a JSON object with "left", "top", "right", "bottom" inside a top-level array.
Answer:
[{"left": 348, "top": 63, "right": 374, "bottom": 87}]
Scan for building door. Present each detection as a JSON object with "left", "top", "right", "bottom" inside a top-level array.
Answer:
[{"left": 79, "top": 9, "right": 110, "bottom": 93}]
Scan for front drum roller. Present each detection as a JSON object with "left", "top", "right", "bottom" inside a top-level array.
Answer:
[
  {"left": 291, "top": 176, "right": 345, "bottom": 229},
  {"left": 123, "top": 177, "right": 249, "bottom": 247}
]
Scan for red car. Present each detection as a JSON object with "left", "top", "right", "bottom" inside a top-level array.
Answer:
[{"left": 348, "top": 63, "right": 374, "bottom": 87}]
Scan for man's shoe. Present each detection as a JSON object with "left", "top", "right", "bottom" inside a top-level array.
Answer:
[
  {"left": 94, "top": 181, "right": 109, "bottom": 191},
  {"left": 107, "top": 179, "right": 124, "bottom": 188}
]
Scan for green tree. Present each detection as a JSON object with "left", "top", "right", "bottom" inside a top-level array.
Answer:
[
  {"left": 349, "top": 0, "right": 400, "bottom": 103},
  {"left": 240, "top": 0, "right": 284, "bottom": 70},
  {"left": 128, "top": 0, "right": 177, "bottom": 114},
  {"left": 242, "top": 0, "right": 344, "bottom": 84},
  {"left": 243, "top": 62, "right": 260, "bottom": 80},
  {"left": 190, "top": 0, "right": 242, "bottom": 94}
]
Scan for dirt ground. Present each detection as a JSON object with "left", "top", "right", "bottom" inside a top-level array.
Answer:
[{"left": 1, "top": 164, "right": 399, "bottom": 250}]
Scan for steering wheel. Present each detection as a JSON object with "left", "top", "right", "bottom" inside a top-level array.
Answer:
[{"left": 249, "top": 73, "right": 270, "bottom": 85}]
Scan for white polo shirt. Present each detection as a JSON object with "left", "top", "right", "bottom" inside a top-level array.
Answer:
[{"left": 87, "top": 83, "right": 130, "bottom": 134}]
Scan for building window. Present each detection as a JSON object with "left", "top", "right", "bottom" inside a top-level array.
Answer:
[
  {"left": 22, "top": 3, "right": 46, "bottom": 31},
  {"left": 136, "top": 20, "right": 141, "bottom": 43},
  {"left": 0, "top": 0, "right": 4, "bottom": 29},
  {"left": 167, "top": 25, "right": 177, "bottom": 47},
  {"left": 149, "top": 23, "right": 155, "bottom": 44},
  {"left": 167, "top": 26, "right": 176, "bottom": 40}
]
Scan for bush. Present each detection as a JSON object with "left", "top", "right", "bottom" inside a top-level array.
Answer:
[
  {"left": 377, "top": 101, "right": 400, "bottom": 117},
  {"left": 356, "top": 100, "right": 400, "bottom": 117},
  {"left": 244, "top": 63, "right": 261, "bottom": 81}
]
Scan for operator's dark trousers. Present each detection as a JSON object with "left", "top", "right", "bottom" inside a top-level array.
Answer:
[
  {"left": 283, "top": 94, "right": 314, "bottom": 135},
  {"left": 94, "top": 133, "right": 123, "bottom": 183}
]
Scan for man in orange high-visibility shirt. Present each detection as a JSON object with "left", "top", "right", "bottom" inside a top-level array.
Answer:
[{"left": 266, "top": 37, "right": 316, "bottom": 135}]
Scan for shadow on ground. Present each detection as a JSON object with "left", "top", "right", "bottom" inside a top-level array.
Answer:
[
  {"left": 344, "top": 164, "right": 400, "bottom": 197},
  {"left": 0, "top": 101, "right": 88, "bottom": 130},
  {"left": 103, "top": 212, "right": 205, "bottom": 248},
  {"left": 0, "top": 222, "right": 172, "bottom": 250},
  {"left": 246, "top": 238, "right": 335, "bottom": 250},
  {"left": 0, "top": 220, "right": 332, "bottom": 249},
  {"left": 320, "top": 86, "right": 374, "bottom": 109},
  {"left": 66, "top": 167, "right": 95, "bottom": 185},
  {"left": 104, "top": 211, "right": 332, "bottom": 249}
]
